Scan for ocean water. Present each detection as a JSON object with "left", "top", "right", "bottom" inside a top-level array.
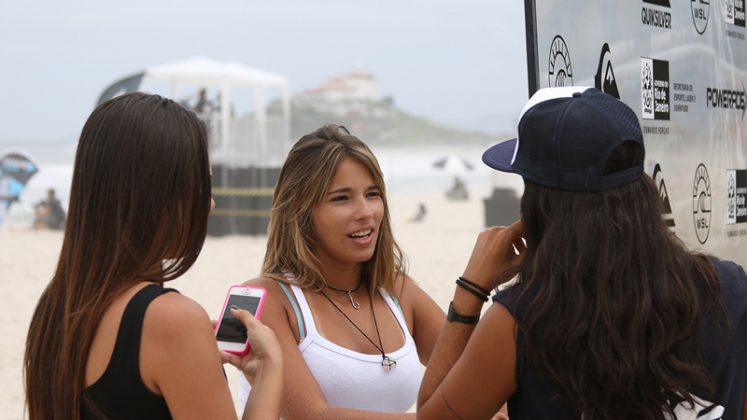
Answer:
[{"left": 1, "top": 142, "right": 522, "bottom": 228}]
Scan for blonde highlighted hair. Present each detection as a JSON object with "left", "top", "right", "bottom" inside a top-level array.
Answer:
[{"left": 262, "top": 124, "right": 406, "bottom": 293}]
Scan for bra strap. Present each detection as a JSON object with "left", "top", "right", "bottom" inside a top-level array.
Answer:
[{"left": 276, "top": 281, "right": 306, "bottom": 341}]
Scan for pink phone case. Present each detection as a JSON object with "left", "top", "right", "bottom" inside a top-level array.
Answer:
[{"left": 215, "top": 285, "right": 267, "bottom": 356}]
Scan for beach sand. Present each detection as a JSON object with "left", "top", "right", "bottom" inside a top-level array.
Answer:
[{"left": 0, "top": 190, "right": 510, "bottom": 419}]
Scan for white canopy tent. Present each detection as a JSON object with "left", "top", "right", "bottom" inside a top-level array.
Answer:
[{"left": 145, "top": 57, "right": 291, "bottom": 167}]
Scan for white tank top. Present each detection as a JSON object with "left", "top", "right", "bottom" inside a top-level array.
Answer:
[{"left": 239, "top": 284, "right": 423, "bottom": 412}]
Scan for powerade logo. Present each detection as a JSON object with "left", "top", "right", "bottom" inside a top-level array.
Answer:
[
  {"left": 693, "top": 164, "right": 712, "bottom": 244},
  {"left": 641, "top": 58, "right": 670, "bottom": 120},
  {"left": 691, "top": 0, "right": 710, "bottom": 34},
  {"left": 595, "top": 43, "right": 620, "bottom": 99},
  {"left": 706, "top": 86, "right": 746, "bottom": 119},
  {"left": 642, "top": 0, "right": 672, "bottom": 29},
  {"left": 548, "top": 35, "right": 572, "bottom": 87},
  {"left": 724, "top": 0, "right": 746, "bottom": 27}
]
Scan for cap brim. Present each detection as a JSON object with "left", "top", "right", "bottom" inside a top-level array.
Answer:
[{"left": 482, "top": 138, "right": 518, "bottom": 173}]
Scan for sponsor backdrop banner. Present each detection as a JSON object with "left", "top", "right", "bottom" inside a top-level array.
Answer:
[{"left": 526, "top": 0, "right": 746, "bottom": 265}]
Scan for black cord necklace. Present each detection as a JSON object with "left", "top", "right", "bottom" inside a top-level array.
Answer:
[
  {"left": 325, "top": 280, "right": 363, "bottom": 309},
  {"left": 320, "top": 287, "right": 397, "bottom": 371}
]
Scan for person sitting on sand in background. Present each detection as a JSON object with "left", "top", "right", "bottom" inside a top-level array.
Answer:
[
  {"left": 24, "top": 93, "right": 282, "bottom": 420},
  {"left": 33, "top": 188, "right": 66, "bottom": 230},
  {"left": 417, "top": 87, "right": 747, "bottom": 419},
  {"left": 239, "top": 124, "right": 446, "bottom": 419}
]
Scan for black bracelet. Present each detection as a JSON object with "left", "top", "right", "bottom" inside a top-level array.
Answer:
[
  {"left": 456, "top": 278, "right": 489, "bottom": 302},
  {"left": 458, "top": 276, "right": 491, "bottom": 296},
  {"left": 446, "top": 301, "right": 480, "bottom": 324}
]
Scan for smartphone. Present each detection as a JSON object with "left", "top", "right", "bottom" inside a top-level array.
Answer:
[{"left": 215, "top": 286, "right": 267, "bottom": 356}]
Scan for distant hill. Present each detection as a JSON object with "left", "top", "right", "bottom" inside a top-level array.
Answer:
[{"left": 266, "top": 97, "right": 501, "bottom": 147}]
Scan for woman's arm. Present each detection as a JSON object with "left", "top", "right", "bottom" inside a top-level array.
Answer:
[
  {"left": 245, "top": 278, "right": 416, "bottom": 420},
  {"left": 417, "top": 221, "right": 525, "bottom": 419},
  {"left": 140, "top": 293, "right": 244, "bottom": 419}
]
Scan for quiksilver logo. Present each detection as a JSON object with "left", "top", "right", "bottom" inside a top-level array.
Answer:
[
  {"left": 642, "top": 6, "right": 672, "bottom": 28},
  {"left": 595, "top": 43, "right": 620, "bottom": 99},
  {"left": 654, "top": 164, "right": 675, "bottom": 227}
]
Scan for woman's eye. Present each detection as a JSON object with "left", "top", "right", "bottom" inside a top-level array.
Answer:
[
  {"left": 367, "top": 190, "right": 382, "bottom": 198},
  {"left": 331, "top": 195, "right": 348, "bottom": 202}
]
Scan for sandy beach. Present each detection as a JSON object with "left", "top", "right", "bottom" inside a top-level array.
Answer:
[{"left": 0, "top": 189, "right": 511, "bottom": 419}]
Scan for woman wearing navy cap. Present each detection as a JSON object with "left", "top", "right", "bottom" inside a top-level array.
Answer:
[{"left": 417, "top": 87, "right": 747, "bottom": 420}]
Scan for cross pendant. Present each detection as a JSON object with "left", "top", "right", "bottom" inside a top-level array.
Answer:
[{"left": 381, "top": 356, "right": 397, "bottom": 371}]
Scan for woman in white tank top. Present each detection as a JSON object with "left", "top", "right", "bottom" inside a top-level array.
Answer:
[{"left": 240, "top": 125, "right": 445, "bottom": 419}]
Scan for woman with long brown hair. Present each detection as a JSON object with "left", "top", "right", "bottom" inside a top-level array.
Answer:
[
  {"left": 24, "top": 92, "right": 282, "bottom": 420},
  {"left": 239, "top": 124, "right": 445, "bottom": 418},
  {"left": 417, "top": 87, "right": 747, "bottom": 419}
]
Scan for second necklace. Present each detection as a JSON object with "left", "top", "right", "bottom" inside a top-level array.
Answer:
[
  {"left": 320, "top": 287, "right": 397, "bottom": 371},
  {"left": 326, "top": 280, "right": 363, "bottom": 309}
]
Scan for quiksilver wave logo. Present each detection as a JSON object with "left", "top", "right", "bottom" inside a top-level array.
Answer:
[
  {"left": 654, "top": 164, "right": 675, "bottom": 227},
  {"left": 642, "top": 0, "right": 672, "bottom": 29},
  {"left": 595, "top": 43, "right": 620, "bottom": 99},
  {"left": 548, "top": 35, "right": 573, "bottom": 87}
]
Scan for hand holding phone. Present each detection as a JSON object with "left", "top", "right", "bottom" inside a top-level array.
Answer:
[{"left": 215, "top": 286, "right": 267, "bottom": 356}]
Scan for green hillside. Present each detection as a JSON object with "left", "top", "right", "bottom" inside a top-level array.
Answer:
[{"left": 266, "top": 98, "right": 498, "bottom": 147}]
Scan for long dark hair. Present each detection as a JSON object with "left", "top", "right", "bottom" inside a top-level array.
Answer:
[
  {"left": 516, "top": 141, "right": 724, "bottom": 419},
  {"left": 24, "top": 93, "right": 212, "bottom": 420},
  {"left": 262, "top": 124, "right": 406, "bottom": 293}
]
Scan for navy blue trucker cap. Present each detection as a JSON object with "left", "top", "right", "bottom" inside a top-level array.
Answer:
[{"left": 482, "top": 86, "right": 645, "bottom": 192}]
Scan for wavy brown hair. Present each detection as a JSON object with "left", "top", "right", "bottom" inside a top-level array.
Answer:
[
  {"left": 515, "top": 141, "right": 725, "bottom": 419},
  {"left": 262, "top": 124, "right": 406, "bottom": 293},
  {"left": 24, "top": 93, "right": 211, "bottom": 420}
]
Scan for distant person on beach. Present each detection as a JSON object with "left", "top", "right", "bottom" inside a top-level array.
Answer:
[
  {"left": 445, "top": 176, "right": 468, "bottom": 201},
  {"left": 239, "top": 124, "right": 445, "bottom": 419},
  {"left": 194, "top": 87, "right": 215, "bottom": 115},
  {"left": 24, "top": 93, "right": 282, "bottom": 420},
  {"left": 417, "top": 88, "right": 747, "bottom": 419},
  {"left": 409, "top": 202, "right": 427, "bottom": 223},
  {"left": 33, "top": 188, "right": 65, "bottom": 230}
]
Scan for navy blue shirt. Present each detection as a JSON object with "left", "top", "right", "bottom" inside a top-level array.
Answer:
[{"left": 493, "top": 258, "right": 747, "bottom": 419}]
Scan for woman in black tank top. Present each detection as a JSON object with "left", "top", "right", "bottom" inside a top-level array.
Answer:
[{"left": 24, "top": 93, "right": 282, "bottom": 420}]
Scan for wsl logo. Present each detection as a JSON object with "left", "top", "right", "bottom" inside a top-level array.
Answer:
[
  {"left": 595, "top": 43, "right": 620, "bottom": 99},
  {"left": 691, "top": 0, "right": 710, "bottom": 34},
  {"left": 548, "top": 35, "right": 573, "bottom": 87},
  {"left": 693, "top": 164, "right": 712, "bottom": 244},
  {"left": 653, "top": 164, "right": 675, "bottom": 227},
  {"left": 641, "top": 57, "right": 671, "bottom": 120},
  {"left": 642, "top": 0, "right": 672, "bottom": 29}
]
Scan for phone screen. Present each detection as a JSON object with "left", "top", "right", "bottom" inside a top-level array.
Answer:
[{"left": 216, "top": 295, "right": 261, "bottom": 343}]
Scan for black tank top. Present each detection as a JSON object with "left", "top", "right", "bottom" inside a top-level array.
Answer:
[{"left": 82, "top": 284, "right": 176, "bottom": 420}]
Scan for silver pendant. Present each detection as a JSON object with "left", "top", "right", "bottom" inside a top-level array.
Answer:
[
  {"left": 381, "top": 356, "right": 397, "bottom": 371},
  {"left": 348, "top": 290, "right": 361, "bottom": 309}
]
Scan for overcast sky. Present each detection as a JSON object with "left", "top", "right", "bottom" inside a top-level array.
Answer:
[{"left": 0, "top": 0, "right": 528, "bottom": 144}]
